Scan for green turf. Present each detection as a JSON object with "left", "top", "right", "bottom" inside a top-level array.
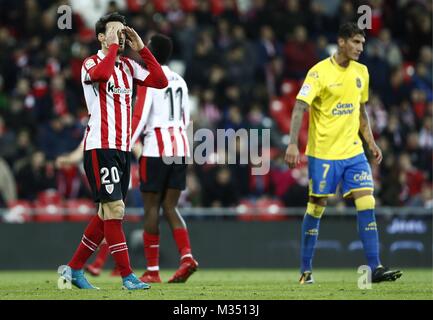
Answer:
[{"left": 0, "top": 269, "right": 431, "bottom": 300}]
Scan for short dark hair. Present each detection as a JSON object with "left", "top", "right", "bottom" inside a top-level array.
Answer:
[
  {"left": 338, "top": 22, "right": 365, "bottom": 40},
  {"left": 95, "top": 12, "right": 126, "bottom": 37},
  {"left": 148, "top": 34, "right": 173, "bottom": 65}
]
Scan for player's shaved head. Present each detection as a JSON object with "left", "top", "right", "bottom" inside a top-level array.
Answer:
[
  {"left": 148, "top": 34, "right": 173, "bottom": 65},
  {"left": 338, "top": 22, "right": 365, "bottom": 40}
]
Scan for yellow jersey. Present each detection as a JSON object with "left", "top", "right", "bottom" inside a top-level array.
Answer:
[{"left": 296, "top": 55, "right": 369, "bottom": 160}]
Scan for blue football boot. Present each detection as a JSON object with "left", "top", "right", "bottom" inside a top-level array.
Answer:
[
  {"left": 122, "top": 273, "right": 151, "bottom": 290},
  {"left": 69, "top": 268, "right": 99, "bottom": 289}
]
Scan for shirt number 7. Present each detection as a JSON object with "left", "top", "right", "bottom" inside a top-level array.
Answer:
[{"left": 322, "top": 164, "right": 330, "bottom": 179}]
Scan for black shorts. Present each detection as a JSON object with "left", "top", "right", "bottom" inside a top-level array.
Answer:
[
  {"left": 83, "top": 149, "right": 131, "bottom": 203},
  {"left": 139, "top": 156, "right": 187, "bottom": 193}
]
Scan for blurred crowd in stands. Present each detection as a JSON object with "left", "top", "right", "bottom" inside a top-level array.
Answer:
[{"left": 0, "top": 0, "right": 432, "bottom": 211}]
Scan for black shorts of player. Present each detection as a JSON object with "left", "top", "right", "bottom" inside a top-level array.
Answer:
[
  {"left": 139, "top": 156, "right": 187, "bottom": 193},
  {"left": 83, "top": 149, "right": 131, "bottom": 203}
]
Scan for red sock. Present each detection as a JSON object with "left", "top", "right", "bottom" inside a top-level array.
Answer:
[
  {"left": 104, "top": 219, "right": 133, "bottom": 277},
  {"left": 143, "top": 232, "right": 159, "bottom": 272},
  {"left": 68, "top": 215, "right": 104, "bottom": 270},
  {"left": 92, "top": 241, "right": 110, "bottom": 268},
  {"left": 173, "top": 228, "right": 192, "bottom": 260}
]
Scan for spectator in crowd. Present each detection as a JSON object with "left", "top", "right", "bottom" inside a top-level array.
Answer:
[
  {"left": 15, "top": 151, "right": 56, "bottom": 201},
  {"left": 0, "top": 157, "right": 17, "bottom": 207}
]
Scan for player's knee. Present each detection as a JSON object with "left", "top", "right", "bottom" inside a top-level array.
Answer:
[
  {"left": 309, "top": 196, "right": 327, "bottom": 207},
  {"left": 161, "top": 203, "right": 175, "bottom": 216},
  {"left": 102, "top": 200, "right": 125, "bottom": 220},
  {"left": 355, "top": 195, "right": 375, "bottom": 211},
  {"left": 306, "top": 202, "right": 326, "bottom": 219}
]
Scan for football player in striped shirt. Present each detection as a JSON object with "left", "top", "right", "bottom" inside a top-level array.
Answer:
[
  {"left": 63, "top": 12, "right": 168, "bottom": 290},
  {"left": 131, "top": 34, "right": 198, "bottom": 283}
]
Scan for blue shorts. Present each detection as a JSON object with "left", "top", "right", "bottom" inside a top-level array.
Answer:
[{"left": 308, "top": 153, "right": 374, "bottom": 198}]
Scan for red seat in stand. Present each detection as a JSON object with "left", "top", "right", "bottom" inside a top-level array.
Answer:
[
  {"left": 5, "top": 200, "right": 33, "bottom": 223},
  {"left": 256, "top": 198, "right": 286, "bottom": 221},
  {"left": 65, "top": 199, "right": 96, "bottom": 222},
  {"left": 33, "top": 190, "right": 64, "bottom": 222}
]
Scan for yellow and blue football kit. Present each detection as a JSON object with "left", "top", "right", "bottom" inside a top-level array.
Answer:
[
  {"left": 297, "top": 49, "right": 400, "bottom": 281},
  {"left": 296, "top": 55, "right": 373, "bottom": 198}
]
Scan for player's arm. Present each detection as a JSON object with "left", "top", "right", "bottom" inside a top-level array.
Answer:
[
  {"left": 359, "top": 103, "right": 382, "bottom": 164},
  {"left": 55, "top": 140, "right": 84, "bottom": 168},
  {"left": 285, "top": 99, "right": 309, "bottom": 168},
  {"left": 124, "top": 27, "right": 168, "bottom": 89},
  {"left": 84, "top": 26, "right": 120, "bottom": 82},
  {"left": 285, "top": 68, "right": 320, "bottom": 168}
]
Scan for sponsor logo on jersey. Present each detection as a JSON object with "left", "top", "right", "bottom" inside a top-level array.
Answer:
[
  {"left": 332, "top": 103, "right": 354, "bottom": 116},
  {"left": 356, "top": 77, "right": 362, "bottom": 88},
  {"left": 107, "top": 82, "right": 132, "bottom": 95}
]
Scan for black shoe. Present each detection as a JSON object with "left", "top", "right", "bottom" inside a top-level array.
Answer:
[
  {"left": 299, "top": 271, "right": 314, "bottom": 284},
  {"left": 372, "top": 266, "right": 403, "bottom": 283}
]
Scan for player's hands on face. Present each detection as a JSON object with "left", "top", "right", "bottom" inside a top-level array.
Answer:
[
  {"left": 370, "top": 143, "right": 383, "bottom": 164},
  {"left": 124, "top": 26, "right": 145, "bottom": 51},
  {"left": 106, "top": 25, "right": 120, "bottom": 46},
  {"left": 285, "top": 144, "right": 300, "bottom": 169}
]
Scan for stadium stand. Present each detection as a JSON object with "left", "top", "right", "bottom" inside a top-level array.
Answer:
[{"left": 0, "top": 0, "right": 431, "bottom": 215}]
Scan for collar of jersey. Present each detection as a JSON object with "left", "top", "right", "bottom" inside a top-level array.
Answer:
[{"left": 330, "top": 54, "right": 351, "bottom": 72}]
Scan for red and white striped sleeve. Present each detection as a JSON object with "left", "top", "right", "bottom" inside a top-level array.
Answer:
[
  {"left": 133, "top": 46, "right": 168, "bottom": 89},
  {"left": 82, "top": 44, "right": 119, "bottom": 83}
]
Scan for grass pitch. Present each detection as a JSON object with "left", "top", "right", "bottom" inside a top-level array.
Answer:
[{"left": 0, "top": 269, "right": 431, "bottom": 300}]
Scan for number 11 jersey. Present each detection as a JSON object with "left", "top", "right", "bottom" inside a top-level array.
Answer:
[{"left": 131, "top": 66, "right": 190, "bottom": 157}]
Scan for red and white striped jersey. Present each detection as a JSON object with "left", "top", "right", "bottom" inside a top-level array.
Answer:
[
  {"left": 131, "top": 66, "right": 190, "bottom": 157},
  {"left": 81, "top": 49, "right": 150, "bottom": 152}
]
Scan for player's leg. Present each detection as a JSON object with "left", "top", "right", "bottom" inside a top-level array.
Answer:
[
  {"left": 140, "top": 190, "right": 163, "bottom": 283},
  {"left": 65, "top": 151, "right": 108, "bottom": 289},
  {"left": 66, "top": 203, "right": 105, "bottom": 289},
  {"left": 343, "top": 154, "right": 402, "bottom": 282},
  {"left": 299, "top": 157, "right": 340, "bottom": 284},
  {"left": 101, "top": 200, "right": 131, "bottom": 276},
  {"left": 351, "top": 190, "right": 401, "bottom": 282},
  {"left": 68, "top": 203, "right": 105, "bottom": 272},
  {"left": 162, "top": 189, "right": 190, "bottom": 258},
  {"left": 86, "top": 204, "right": 110, "bottom": 276},
  {"left": 138, "top": 156, "right": 167, "bottom": 283},
  {"left": 162, "top": 188, "right": 198, "bottom": 283},
  {"left": 85, "top": 239, "right": 110, "bottom": 276},
  {"left": 299, "top": 195, "right": 327, "bottom": 284},
  {"left": 99, "top": 150, "right": 149, "bottom": 290},
  {"left": 163, "top": 159, "right": 198, "bottom": 283}
]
